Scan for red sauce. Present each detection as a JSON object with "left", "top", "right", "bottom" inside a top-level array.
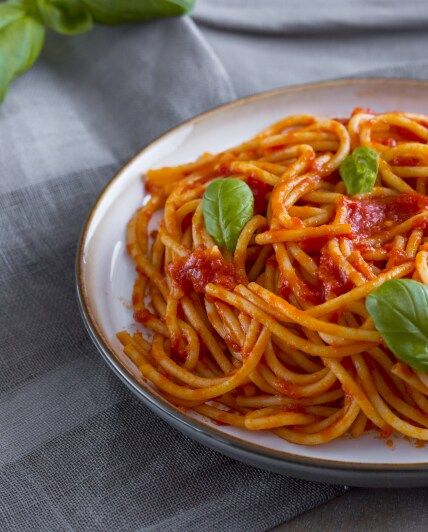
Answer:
[
  {"left": 354, "top": 241, "right": 377, "bottom": 255},
  {"left": 132, "top": 292, "right": 142, "bottom": 306},
  {"left": 170, "top": 334, "right": 181, "bottom": 353},
  {"left": 181, "top": 213, "right": 193, "bottom": 231},
  {"left": 144, "top": 181, "right": 162, "bottom": 195},
  {"left": 377, "top": 137, "right": 397, "bottom": 147},
  {"left": 390, "top": 125, "right": 424, "bottom": 142},
  {"left": 168, "top": 247, "right": 237, "bottom": 294},
  {"left": 247, "top": 177, "right": 272, "bottom": 215},
  {"left": 298, "top": 280, "right": 323, "bottom": 304},
  {"left": 318, "top": 247, "right": 353, "bottom": 298},
  {"left": 344, "top": 193, "right": 428, "bottom": 239},
  {"left": 134, "top": 308, "right": 155, "bottom": 323},
  {"left": 176, "top": 304, "right": 186, "bottom": 321},
  {"left": 385, "top": 247, "right": 408, "bottom": 266},
  {"left": 300, "top": 236, "right": 329, "bottom": 253},
  {"left": 278, "top": 276, "right": 291, "bottom": 298},
  {"left": 398, "top": 362, "right": 413, "bottom": 377},
  {"left": 340, "top": 357, "right": 355, "bottom": 373},
  {"left": 170, "top": 337, "right": 188, "bottom": 363},
  {"left": 213, "top": 418, "right": 228, "bottom": 426},
  {"left": 214, "top": 161, "right": 234, "bottom": 177},
  {"left": 391, "top": 156, "right": 420, "bottom": 166},
  {"left": 289, "top": 217, "right": 305, "bottom": 228},
  {"left": 380, "top": 425, "right": 393, "bottom": 439},
  {"left": 276, "top": 379, "right": 302, "bottom": 399},
  {"left": 279, "top": 275, "right": 323, "bottom": 304},
  {"left": 225, "top": 334, "right": 241, "bottom": 353},
  {"left": 266, "top": 256, "right": 278, "bottom": 268}
]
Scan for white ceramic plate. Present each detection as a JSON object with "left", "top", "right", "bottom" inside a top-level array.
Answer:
[{"left": 77, "top": 79, "right": 428, "bottom": 487}]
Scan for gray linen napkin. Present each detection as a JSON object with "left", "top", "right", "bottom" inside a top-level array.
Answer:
[{"left": 1, "top": 3, "right": 428, "bottom": 530}]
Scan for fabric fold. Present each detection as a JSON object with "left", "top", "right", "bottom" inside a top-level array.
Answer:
[{"left": 193, "top": 0, "right": 428, "bottom": 36}]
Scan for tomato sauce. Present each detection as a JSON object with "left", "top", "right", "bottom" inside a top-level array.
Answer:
[
  {"left": 391, "top": 156, "right": 420, "bottom": 166},
  {"left": 181, "top": 213, "right": 193, "bottom": 231},
  {"left": 247, "top": 177, "right": 272, "bottom": 215},
  {"left": 279, "top": 275, "right": 323, "bottom": 304},
  {"left": 170, "top": 336, "right": 188, "bottom": 363},
  {"left": 318, "top": 247, "right": 353, "bottom": 297},
  {"left": 340, "top": 357, "right": 355, "bottom": 373},
  {"left": 276, "top": 379, "right": 302, "bottom": 399},
  {"left": 132, "top": 292, "right": 142, "bottom": 306},
  {"left": 134, "top": 308, "right": 156, "bottom": 323},
  {"left": 380, "top": 425, "right": 393, "bottom": 439},
  {"left": 168, "top": 247, "right": 237, "bottom": 294},
  {"left": 390, "top": 125, "right": 424, "bottom": 142},
  {"left": 278, "top": 276, "right": 291, "bottom": 298},
  {"left": 300, "top": 236, "right": 329, "bottom": 253},
  {"left": 344, "top": 193, "right": 428, "bottom": 239},
  {"left": 377, "top": 137, "right": 397, "bottom": 147},
  {"left": 225, "top": 334, "right": 241, "bottom": 353},
  {"left": 384, "top": 246, "right": 408, "bottom": 266}
]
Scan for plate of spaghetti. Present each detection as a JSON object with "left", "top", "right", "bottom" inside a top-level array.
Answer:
[{"left": 77, "top": 78, "right": 428, "bottom": 486}]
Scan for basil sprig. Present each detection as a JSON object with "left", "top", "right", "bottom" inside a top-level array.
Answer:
[
  {"left": 0, "top": 3, "right": 45, "bottom": 101},
  {"left": 0, "top": 0, "right": 195, "bottom": 101},
  {"left": 366, "top": 279, "right": 428, "bottom": 371},
  {"left": 339, "top": 146, "right": 380, "bottom": 195},
  {"left": 37, "top": 0, "right": 93, "bottom": 34},
  {"left": 202, "top": 178, "right": 254, "bottom": 252}
]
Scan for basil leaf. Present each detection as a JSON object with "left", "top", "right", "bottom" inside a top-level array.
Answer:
[
  {"left": 0, "top": 3, "right": 45, "bottom": 101},
  {"left": 202, "top": 178, "right": 254, "bottom": 252},
  {"left": 82, "top": 0, "right": 195, "bottom": 24},
  {"left": 36, "top": 0, "right": 93, "bottom": 35},
  {"left": 366, "top": 279, "right": 428, "bottom": 371},
  {"left": 0, "top": 3, "right": 25, "bottom": 30},
  {"left": 339, "top": 146, "right": 379, "bottom": 195}
]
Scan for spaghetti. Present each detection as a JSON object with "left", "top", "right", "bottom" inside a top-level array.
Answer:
[{"left": 118, "top": 109, "right": 428, "bottom": 445}]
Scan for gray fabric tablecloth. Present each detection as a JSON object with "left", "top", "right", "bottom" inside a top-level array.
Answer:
[{"left": 1, "top": 1, "right": 428, "bottom": 530}]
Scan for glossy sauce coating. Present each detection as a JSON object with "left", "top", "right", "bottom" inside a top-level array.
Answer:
[{"left": 169, "top": 247, "right": 237, "bottom": 294}]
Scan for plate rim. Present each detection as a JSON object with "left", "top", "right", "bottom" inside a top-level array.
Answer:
[{"left": 76, "top": 77, "right": 428, "bottom": 486}]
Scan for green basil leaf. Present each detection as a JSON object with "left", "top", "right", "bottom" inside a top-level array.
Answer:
[
  {"left": 82, "top": 0, "right": 195, "bottom": 24},
  {"left": 202, "top": 178, "right": 254, "bottom": 252},
  {"left": 0, "top": 3, "right": 25, "bottom": 30},
  {"left": 36, "top": 0, "right": 92, "bottom": 35},
  {"left": 366, "top": 279, "right": 428, "bottom": 371},
  {"left": 339, "top": 146, "right": 379, "bottom": 195},
  {"left": 0, "top": 4, "right": 45, "bottom": 101}
]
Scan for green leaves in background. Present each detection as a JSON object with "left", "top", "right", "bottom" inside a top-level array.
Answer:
[
  {"left": 0, "top": 2, "right": 45, "bottom": 101},
  {"left": 202, "top": 178, "right": 254, "bottom": 252},
  {"left": 366, "top": 279, "right": 428, "bottom": 371},
  {"left": 0, "top": 0, "right": 195, "bottom": 101},
  {"left": 339, "top": 146, "right": 380, "bottom": 195},
  {"left": 82, "top": 0, "right": 194, "bottom": 24},
  {"left": 37, "top": 0, "right": 93, "bottom": 34}
]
